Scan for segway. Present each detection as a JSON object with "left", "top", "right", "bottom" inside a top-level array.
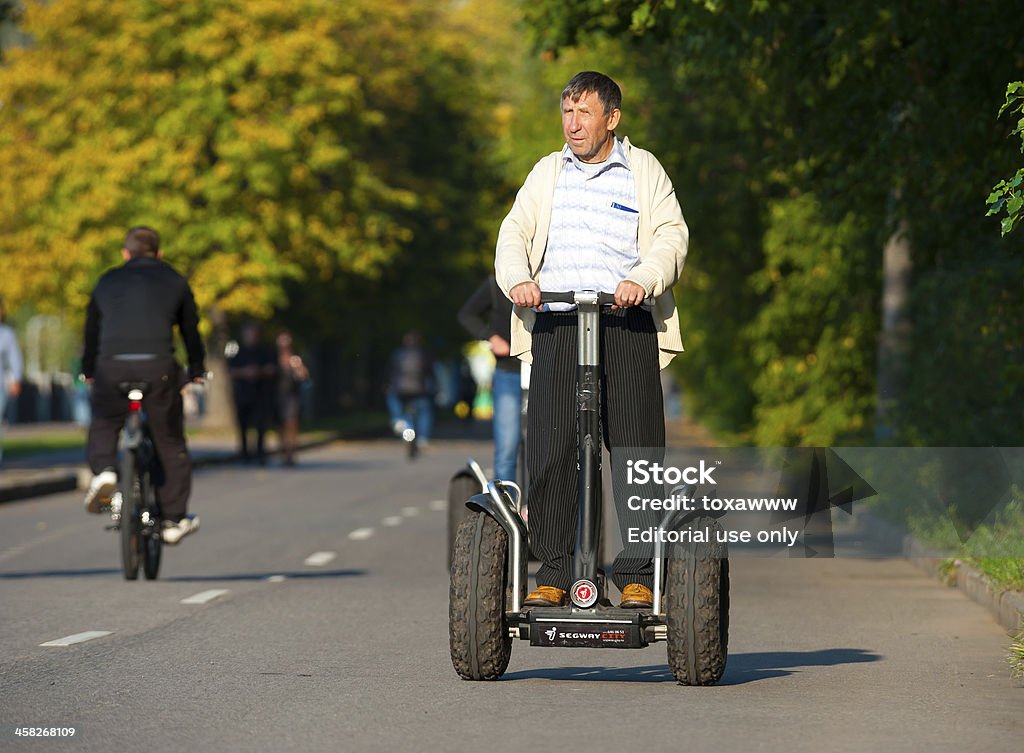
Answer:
[
  {"left": 448, "top": 290, "right": 729, "bottom": 685},
  {"left": 446, "top": 458, "right": 489, "bottom": 570},
  {"left": 446, "top": 364, "right": 532, "bottom": 570}
]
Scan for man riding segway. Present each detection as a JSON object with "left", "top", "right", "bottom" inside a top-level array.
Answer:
[
  {"left": 448, "top": 71, "right": 727, "bottom": 687},
  {"left": 497, "top": 71, "right": 688, "bottom": 609}
]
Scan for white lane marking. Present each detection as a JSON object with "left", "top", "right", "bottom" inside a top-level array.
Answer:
[
  {"left": 429, "top": 499, "right": 446, "bottom": 511},
  {"left": 304, "top": 551, "right": 336, "bottom": 567},
  {"left": 40, "top": 631, "right": 112, "bottom": 647},
  {"left": 181, "top": 589, "right": 229, "bottom": 605},
  {"left": 401, "top": 506, "right": 420, "bottom": 517},
  {"left": 382, "top": 516, "right": 404, "bottom": 527},
  {"left": 266, "top": 575, "right": 287, "bottom": 583},
  {"left": 348, "top": 527, "right": 374, "bottom": 541}
]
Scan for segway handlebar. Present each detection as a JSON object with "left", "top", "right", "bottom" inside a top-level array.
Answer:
[{"left": 539, "top": 290, "right": 618, "bottom": 306}]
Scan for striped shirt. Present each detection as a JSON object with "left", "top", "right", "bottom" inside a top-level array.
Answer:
[{"left": 539, "top": 138, "right": 640, "bottom": 309}]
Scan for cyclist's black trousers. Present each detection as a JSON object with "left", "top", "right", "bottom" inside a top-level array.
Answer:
[
  {"left": 87, "top": 356, "right": 192, "bottom": 522},
  {"left": 526, "top": 308, "right": 665, "bottom": 593}
]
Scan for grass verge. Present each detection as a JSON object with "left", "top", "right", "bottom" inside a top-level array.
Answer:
[
  {"left": 1010, "top": 628, "right": 1024, "bottom": 680},
  {"left": 870, "top": 488, "right": 1024, "bottom": 592},
  {"left": 1, "top": 428, "right": 86, "bottom": 458}
]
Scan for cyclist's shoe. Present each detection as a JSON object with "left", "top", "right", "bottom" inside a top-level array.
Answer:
[
  {"left": 523, "top": 586, "right": 567, "bottom": 607},
  {"left": 619, "top": 583, "right": 654, "bottom": 609},
  {"left": 162, "top": 513, "right": 200, "bottom": 545},
  {"left": 84, "top": 469, "right": 118, "bottom": 514}
]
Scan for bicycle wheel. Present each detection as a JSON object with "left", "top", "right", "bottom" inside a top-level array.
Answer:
[
  {"left": 141, "top": 464, "right": 162, "bottom": 580},
  {"left": 119, "top": 451, "right": 142, "bottom": 581}
]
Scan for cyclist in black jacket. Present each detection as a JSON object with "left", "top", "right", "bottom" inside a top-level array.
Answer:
[{"left": 81, "top": 226, "right": 206, "bottom": 545}]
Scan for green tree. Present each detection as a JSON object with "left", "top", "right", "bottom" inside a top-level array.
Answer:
[
  {"left": 986, "top": 81, "right": 1024, "bottom": 236},
  {"left": 747, "top": 194, "right": 878, "bottom": 445},
  {"left": 522, "top": 0, "right": 1024, "bottom": 445}
]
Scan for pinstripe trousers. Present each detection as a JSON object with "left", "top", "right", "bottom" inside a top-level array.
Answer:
[{"left": 527, "top": 307, "right": 664, "bottom": 591}]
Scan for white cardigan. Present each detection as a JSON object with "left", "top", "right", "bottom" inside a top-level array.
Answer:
[{"left": 495, "top": 137, "right": 689, "bottom": 369}]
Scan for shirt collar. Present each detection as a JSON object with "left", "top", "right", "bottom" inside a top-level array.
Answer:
[{"left": 561, "top": 137, "right": 631, "bottom": 176}]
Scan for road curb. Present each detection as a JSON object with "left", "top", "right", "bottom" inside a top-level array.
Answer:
[
  {"left": 0, "top": 468, "right": 81, "bottom": 503},
  {"left": 0, "top": 429, "right": 381, "bottom": 506},
  {"left": 853, "top": 508, "right": 1024, "bottom": 634}
]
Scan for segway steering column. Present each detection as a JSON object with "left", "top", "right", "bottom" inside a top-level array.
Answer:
[{"left": 540, "top": 290, "right": 616, "bottom": 608}]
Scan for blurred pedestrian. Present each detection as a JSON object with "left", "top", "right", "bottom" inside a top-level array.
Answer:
[
  {"left": 0, "top": 296, "right": 24, "bottom": 465},
  {"left": 457, "top": 275, "right": 521, "bottom": 482},
  {"left": 228, "top": 321, "right": 277, "bottom": 465},
  {"left": 386, "top": 331, "right": 436, "bottom": 445},
  {"left": 455, "top": 357, "right": 478, "bottom": 421},
  {"left": 275, "top": 331, "right": 308, "bottom": 466}
]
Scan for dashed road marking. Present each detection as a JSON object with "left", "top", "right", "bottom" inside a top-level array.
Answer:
[
  {"left": 382, "top": 516, "right": 404, "bottom": 527},
  {"left": 266, "top": 575, "right": 287, "bottom": 582},
  {"left": 429, "top": 499, "right": 446, "bottom": 511},
  {"left": 40, "top": 631, "right": 112, "bottom": 647},
  {"left": 348, "top": 527, "right": 374, "bottom": 541},
  {"left": 401, "top": 506, "right": 420, "bottom": 517},
  {"left": 181, "top": 589, "right": 229, "bottom": 605},
  {"left": 304, "top": 551, "right": 336, "bottom": 566}
]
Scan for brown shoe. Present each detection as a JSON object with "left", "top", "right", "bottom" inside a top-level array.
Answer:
[
  {"left": 524, "top": 586, "right": 567, "bottom": 607},
  {"left": 619, "top": 583, "right": 654, "bottom": 609}
]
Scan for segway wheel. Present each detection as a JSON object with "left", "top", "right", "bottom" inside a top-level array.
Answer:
[
  {"left": 664, "top": 516, "right": 730, "bottom": 686},
  {"left": 446, "top": 471, "right": 479, "bottom": 570},
  {"left": 449, "top": 511, "right": 512, "bottom": 680}
]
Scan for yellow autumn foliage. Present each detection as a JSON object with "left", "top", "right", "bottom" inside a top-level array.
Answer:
[{"left": 0, "top": 0, "right": 479, "bottom": 324}]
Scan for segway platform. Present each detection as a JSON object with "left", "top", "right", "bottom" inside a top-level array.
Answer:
[{"left": 517, "top": 606, "right": 654, "bottom": 649}]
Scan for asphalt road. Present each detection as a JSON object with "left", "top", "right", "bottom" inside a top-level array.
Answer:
[{"left": 0, "top": 438, "right": 1020, "bottom": 753}]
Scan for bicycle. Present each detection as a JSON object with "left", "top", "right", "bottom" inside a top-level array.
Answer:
[
  {"left": 389, "top": 392, "right": 432, "bottom": 461},
  {"left": 399, "top": 403, "right": 419, "bottom": 460},
  {"left": 109, "top": 382, "right": 163, "bottom": 581}
]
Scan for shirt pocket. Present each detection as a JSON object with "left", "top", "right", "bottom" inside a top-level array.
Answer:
[{"left": 604, "top": 201, "right": 640, "bottom": 257}]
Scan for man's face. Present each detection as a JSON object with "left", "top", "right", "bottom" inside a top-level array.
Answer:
[{"left": 562, "top": 90, "right": 621, "bottom": 163}]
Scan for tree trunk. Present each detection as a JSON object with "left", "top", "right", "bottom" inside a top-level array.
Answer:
[
  {"left": 200, "top": 306, "right": 237, "bottom": 433},
  {"left": 875, "top": 218, "right": 912, "bottom": 441}
]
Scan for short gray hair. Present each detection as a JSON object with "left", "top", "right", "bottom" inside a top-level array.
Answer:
[{"left": 561, "top": 71, "right": 622, "bottom": 115}]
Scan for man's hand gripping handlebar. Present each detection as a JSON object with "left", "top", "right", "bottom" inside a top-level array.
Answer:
[{"left": 510, "top": 281, "right": 649, "bottom": 309}]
